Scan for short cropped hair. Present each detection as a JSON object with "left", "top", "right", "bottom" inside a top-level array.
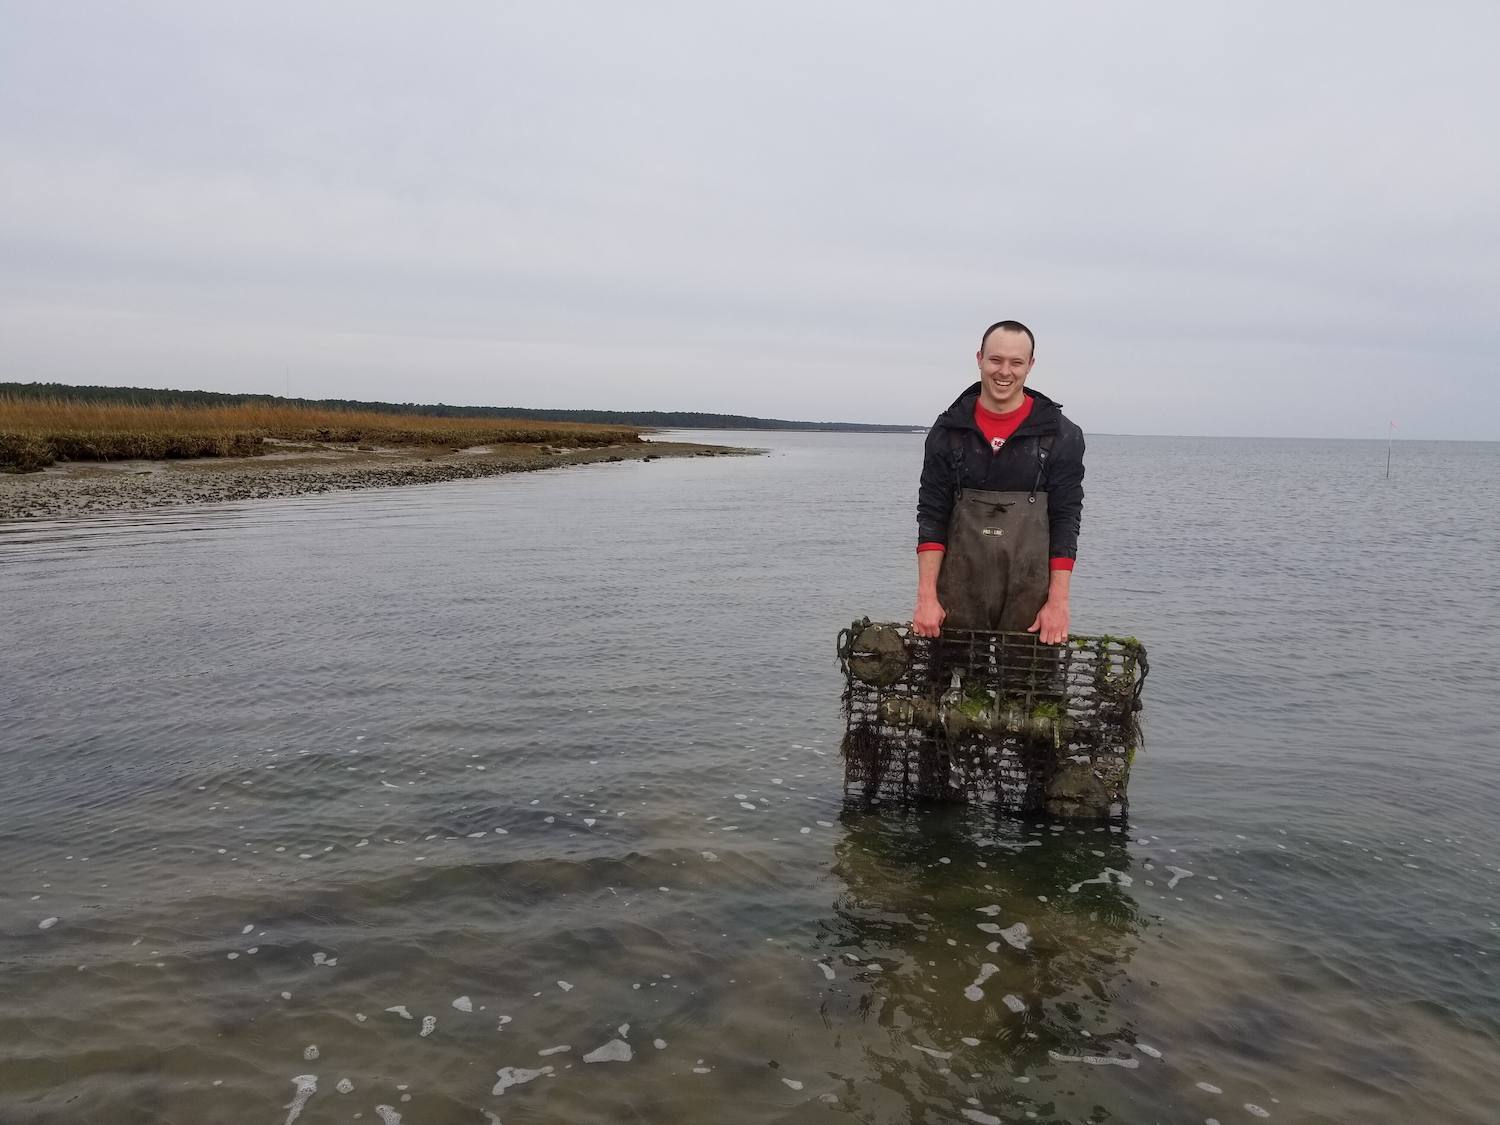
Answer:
[{"left": 979, "top": 320, "right": 1036, "bottom": 358}]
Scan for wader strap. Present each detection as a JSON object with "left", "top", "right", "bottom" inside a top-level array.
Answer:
[{"left": 1028, "top": 434, "right": 1056, "bottom": 504}]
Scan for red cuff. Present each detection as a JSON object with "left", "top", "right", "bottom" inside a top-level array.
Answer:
[
  {"left": 917, "top": 542, "right": 947, "bottom": 553},
  {"left": 1049, "top": 557, "right": 1075, "bottom": 571}
]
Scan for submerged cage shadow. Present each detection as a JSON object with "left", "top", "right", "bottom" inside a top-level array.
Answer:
[{"left": 836, "top": 620, "right": 1148, "bottom": 818}]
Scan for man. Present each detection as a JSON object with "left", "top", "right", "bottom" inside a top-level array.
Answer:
[{"left": 912, "top": 320, "right": 1084, "bottom": 644}]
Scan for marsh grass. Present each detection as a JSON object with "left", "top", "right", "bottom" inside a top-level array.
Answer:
[{"left": 0, "top": 397, "right": 641, "bottom": 471}]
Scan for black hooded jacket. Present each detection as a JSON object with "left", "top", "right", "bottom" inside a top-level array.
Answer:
[{"left": 916, "top": 384, "right": 1085, "bottom": 561}]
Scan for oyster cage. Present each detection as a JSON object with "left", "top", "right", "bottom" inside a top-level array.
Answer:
[{"left": 836, "top": 619, "right": 1149, "bottom": 818}]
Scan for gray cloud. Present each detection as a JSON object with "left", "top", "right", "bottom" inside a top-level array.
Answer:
[{"left": 2, "top": 0, "right": 1496, "bottom": 437}]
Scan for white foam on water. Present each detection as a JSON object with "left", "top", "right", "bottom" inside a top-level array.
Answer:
[
  {"left": 543, "top": 816, "right": 555, "bottom": 824},
  {"left": 912, "top": 1045, "right": 953, "bottom": 1060},
  {"left": 496, "top": 1015, "right": 513, "bottom": 1030},
  {"left": 977, "top": 923, "right": 1002, "bottom": 935},
  {"left": 386, "top": 1005, "right": 413, "bottom": 1020},
  {"left": 976, "top": 905, "right": 1002, "bottom": 916},
  {"left": 817, "top": 962, "right": 835, "bottom": 980},
  {"left": 583, "top": 1039, "right": 633, "bottom": 1063},
  {"left": 420, "top": 1015, "right": 436, "bottom": 1037},
  {"left": 227, "top": 952, "right": 239, "bottom": 960},
  {"left": 1165, "top": 866, "right": 1193, "bottom": 890},
  {"left": 374, "top": 1106, "right": 402, "bottom": 1124},
  {"left": 452, "top": 995, "right": 473, "bottom": 1012},
  {"left": 1046, "top": 1051, "right": 1139, "bottom": 1068},
  {"left": 493, "top": 827, "right": 508, "bottom": 835},
  {"left": 961, "top": 1036, "right": 981, "bottom": 1046},
  {"left": 1002, "top": 994, "right": 1025, "bottom": 1013},
  {"left": 653, "top": 1039, "right": 667, "bottom": 1049},
  {"left": 962, "top": 1110, "right": 1002, "bottom": 1125},
  {"left": 817, "top": 820, "right": 833, "bottom": 827},
  {"left": 997, "top": 923, "right": 1031, "bottom": 950},
  {"left": 800, "top": 827, "right": 811, "bottom": 834},
  {"left": 1068, "top": 868, "right": 1134, "bottom": 893},
  {"left": 617, "top": 1023, "right": 629, "bottom": 1037},
  {"left": 964, "top": 963, "right": 999, "bottom": 1001},
  {"left": 492, "top": 1065, "right": 553, "bottom": 1094},
  {"left": 556, "top": 980, "right": 574, "bottom": 992},
  {"left": 242, "top": 924, "right": 254, "bottom": 934},
  {"left": 692, "top": 1066, "right": 711, "bottom": 1074},
  {"left": 303, "top": 1045, "right": 319, "bottom": 1060},
  {"left": 482, "top": 1113, "right": 502, "bottom": 1125},
  {"left": 739, "top": 802, "right": 757, "bottom": 811},
  {"left": 782, "top": 1077, "right": 804, "bottom": 1090},
  {"left": 282, "top": 1074, "right": 317, "bottom": 1125},
  {"left": 583, "top": 818, "right": 596, "bottom": 827},
  {"left": 1244, "top": 1106, "right": 1270, "bottom": 1118},
  {"left": 1196, "top": 1081, "right": 1222, "bottom": 1094},
  {"left": 38, "top": 917, "right": 58, "bottom": 930},
  {"left": 538, "top": 1045, "right": 571, "bottom": 1056},
  {"left": 1135, "top": 1043, "right": 1163, "bottom": 1058}
]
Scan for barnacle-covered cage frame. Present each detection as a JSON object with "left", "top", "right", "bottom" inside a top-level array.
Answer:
[{"left": 836, "top": 620, "right": 1148, "bottom": 818}]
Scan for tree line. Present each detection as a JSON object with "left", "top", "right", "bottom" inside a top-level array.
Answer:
[{"left": 0, "top": 383, "right": 920, "bottom": 433}]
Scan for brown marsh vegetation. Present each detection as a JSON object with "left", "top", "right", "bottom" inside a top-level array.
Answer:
[{"left": 0, "top": 396, "right": 642, "bottom": 471}]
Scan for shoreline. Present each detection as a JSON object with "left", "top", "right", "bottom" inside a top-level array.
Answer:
[{"left": 0, "top": 438, "right": 757, "bottom": 522}]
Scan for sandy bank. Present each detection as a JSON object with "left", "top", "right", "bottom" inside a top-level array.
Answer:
[{"left": 0, "top": 438, "right": 756, "bottom": 522}]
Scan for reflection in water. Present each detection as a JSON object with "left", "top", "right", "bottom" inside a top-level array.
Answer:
[{"left": 812, "top": 803, "right": 1148, "bottom": 1122}]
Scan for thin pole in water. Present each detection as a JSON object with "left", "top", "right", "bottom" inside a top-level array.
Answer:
[{"left": 1385, "top": 419, "right": 1396, "bottom": 479}]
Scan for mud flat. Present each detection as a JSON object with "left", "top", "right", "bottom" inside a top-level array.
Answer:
[{"left": 0, "top": 438, "right": 754, "bottom": 521}]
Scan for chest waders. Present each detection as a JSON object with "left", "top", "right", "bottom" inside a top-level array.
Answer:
[
  {"left": 936, "top": 432, "right": 1054, "bottom": 631},
  {"left": 918, "top": 438, "right": 1055, "bottom": 800},
  {"left": 936, "top": 489, "right": 1050, "bottom": 631}
]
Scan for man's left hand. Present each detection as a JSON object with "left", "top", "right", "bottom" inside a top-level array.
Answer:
[{"left": 1026, "top": 598, "right": 1070, "bottom": 645}]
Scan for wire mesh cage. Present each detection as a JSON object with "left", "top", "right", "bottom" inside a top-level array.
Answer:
[{"left": 836, "top": 619, "right": 1149, "bottom": 818}]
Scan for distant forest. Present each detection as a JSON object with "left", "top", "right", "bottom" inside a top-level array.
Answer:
[{"left": 0, "top": 383, "right": 921, "bottom": 433}]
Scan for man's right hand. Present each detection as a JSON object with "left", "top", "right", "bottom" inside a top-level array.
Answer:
[{"left": 912, "top": 595, "right": 946, "bottom": 638}]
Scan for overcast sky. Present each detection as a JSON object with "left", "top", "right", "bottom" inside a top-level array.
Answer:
[{"left": 2, "top": 2, "right": 1496, "bottom": 438}]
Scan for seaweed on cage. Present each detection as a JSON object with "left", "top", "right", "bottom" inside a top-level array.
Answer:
[{"left": 836, "top": 619, "right": 1148, "bottom": 818}]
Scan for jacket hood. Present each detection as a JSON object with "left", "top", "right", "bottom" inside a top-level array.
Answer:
[{"left": 934, "top": 384, "right": 1064, "bottom": 434}]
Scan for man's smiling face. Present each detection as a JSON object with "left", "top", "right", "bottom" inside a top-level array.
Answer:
[{"left": 976, "top": 328, "right": 1034, "bottom": 413}]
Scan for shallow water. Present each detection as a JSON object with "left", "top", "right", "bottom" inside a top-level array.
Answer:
[{"left": 2, "top": 431, "right": 1497, "bottom": 1124}]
